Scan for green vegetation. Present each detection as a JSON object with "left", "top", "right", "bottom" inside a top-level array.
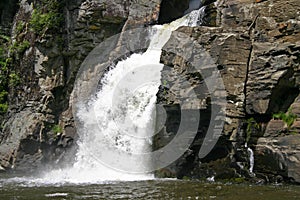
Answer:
[
  {"left": 0, "top": 35, "right": 10, "bottom": 114},
  {"left": 9, "top": 72, "right": 21, "bottom": 87},
  {"left": 29, "top": 0, "right": 62, "bottom": 35},
  {"left": 0, "top": 1, "right": 61, "bottom": 116},
  {"left": 15, "top": 21, "right": 25, "bottom": 35},
  {"left": 222, "top": 177, "right": 246, "bottom": 184},
  {"left": 163, "top": 80, "right": 167, "bottom": 86},
  {"left": 231, "top": 177, "right": 246, "bottom": 183},
  {"left": 10, "top": 40, "right": 30, "bottom": 55},
  {"left": 246, "top": 117, "right": 260, "bottom": 143},
  {"left": 0, "top": 34, "right": 23, "bottom": 114},
  {"left": 273, "top": 109, "right": 297, "bottom": 129},
  {"left": 289, "top": 131, "right": 298, "bottom": 135},
  {"left": 182, "top": 176, "right": 191, "bottom": 180},
  {"left": 17, "top": 40, "right": 30, "bottom": 54},
  {"left": 52, "top": 125, "right": 63, "bottom": 134},
  {"left": 0, "top": 103, "right": 8, "bottom": 114},
  {"left": 30, "top": 9, "right": 61, "bottom": 34},
  {"left": 162, "top": 80, "right": 168, "bottom": 95}
]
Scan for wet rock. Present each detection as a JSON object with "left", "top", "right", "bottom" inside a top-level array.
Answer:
[
  {"left": 155, "top": 0, "right": 300, "bottom": 183},
  {"left": 0, "top": 110, "right": 45, "bottom": 170},
  {"left": 264, "top": 120, "right": 286, "bottom": 137},
  {"left": 201, "top": 2, "right": 217, "bottom": 27},
  {"left": 0, "top": 0, "right": 163, "bottom": 172},
  {"left": 0, "top": 0, "right": 299, "bottom": 183},
  {"left": 290, "top": 95, "right": 300, "bottom": 117},
  {"left": 255, "top": 135, "right": 300, "bottom": 183},
  {"left": 290, "top": 121, "right": 300, "bottom": 134}
]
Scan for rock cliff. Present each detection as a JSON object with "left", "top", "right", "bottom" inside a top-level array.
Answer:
[
  {"left": 155, "top": 0, "right": 300, "bottom": 183},
  {"left": 0, "top": 0, "right": 299, "bottom": 184},
  {"left": 0, "top": 0, "right": 163, "bottom": 172}
]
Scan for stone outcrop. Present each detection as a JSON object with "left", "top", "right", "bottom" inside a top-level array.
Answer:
[
  {"left": 155, "top": 0, "right": 300, "bottom": 183},
  {"left": 0, "top": 0, "right": 165, "bottom": 172},
  {"left": 255, "top": 135, "right": 300, "bottom": 183}
]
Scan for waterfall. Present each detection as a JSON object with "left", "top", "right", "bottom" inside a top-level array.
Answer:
[
  {"left": 245, "top": 143, "right": 255, "bottom": 174},
  {"left": 187, "top": 6, "right": 206, "bottom": 27},
  {"left": 247, "top": 147, "right": 255, "bottom": 174},
  {"left": 36, "top": 8, "right": 206, "bottom": 184}
]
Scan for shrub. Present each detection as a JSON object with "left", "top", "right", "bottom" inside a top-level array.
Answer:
[
  {"left": 19, "top": 40, "right": 30, "bottom": 52},
  {"left": 0, "top": 90, "right": 8, "bottom": 102},
  {"left": 0, "top": 37, "right": 9, "bottom": 114},
  {"left": 10, "top": 40, "right": 30, "bottom": 54},
  {"left": 30, "top": 10, "right": 60, "bottom": 33},
  {"left": 15, "top": 21, "right": 25, "bottom": 35},
  {"left": 52, "top": 125, "right": 63, "bottom": 134},
  {"left": 0, "top": 34, "right": 23, "bottom": 114},
  {"left": 273, "top": 110, "right": 297, "bottom": 129},
  {"left": 9, "top": 72, "right": 20, "bottom": 86},
  {"left": 0, "top": 103, "right": 8, "bottom": 114},
  {"left": 29, "top": 0, "right": 62, "bottom": 35}
]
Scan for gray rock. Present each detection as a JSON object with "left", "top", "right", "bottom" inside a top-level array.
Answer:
[
  {"left": 255, "top": 135, "right": 300, "bottom": 183},
  {"left": 155, "top": 0, "right": 300, "bottom": 183},
  {"left": 0, "top": 0, "right": 163, "bottom": 172},
  {"left": 1, "top": 0, "right": 300, "bottom": 184}
]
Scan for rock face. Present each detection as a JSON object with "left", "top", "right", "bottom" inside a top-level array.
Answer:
[
  {"left": 0, "top": 0, "right": 300, "bottom": 184},
  {"left": 0, "top": 0, "right": 191, "bottom": 173},
  {"left": 155, "top": 0, "right": 300, "bottom": 183},
  {"left": 255, "top": 135, "right": 300, "bottom": 183},
  {"left": 0, "top": 0, "right": 164, "bottom": 172}
]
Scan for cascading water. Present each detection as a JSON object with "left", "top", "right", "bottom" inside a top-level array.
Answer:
[
  {"left": 247, "top": 147, "right": 255, "bottom": 174},
  {"left": 18, "top": 8, "right": 206, "bottom": 185},
  {"left": 245, "top": 143, "right": 255, "bottom": 175},
  {"left": 187, "top": 6, "right": 205, "bottom": 27}
]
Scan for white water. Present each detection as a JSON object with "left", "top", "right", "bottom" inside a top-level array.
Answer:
[
  {"left": 247, "top": 147, "right": 255, "bottom": 174},
  {"left": 5, "top": 9, "right": 206, "bottom": 185},
  {"left": 207, "top": 176, "right": 215, "bottom": 182},
  {"left": 245, "top": 143, "right": 255, "bottom": 174},
  {"left": 187, "top": 6, "right": 205, "bottom": 26}
]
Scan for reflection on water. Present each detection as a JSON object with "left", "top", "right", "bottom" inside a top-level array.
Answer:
[{"left": 0, "top": 177, "right": 299, "bottom": 200}]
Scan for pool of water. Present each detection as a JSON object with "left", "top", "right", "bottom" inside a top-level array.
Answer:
[{"left": 0, "top": 176, "right": 299, "bottom": 200}]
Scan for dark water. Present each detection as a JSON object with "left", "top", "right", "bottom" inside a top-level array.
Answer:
[{"left": 0, "top": 177, "right": 300, "bottom": 200}]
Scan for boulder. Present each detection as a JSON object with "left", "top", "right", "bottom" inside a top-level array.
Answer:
[{"left": 255, "top": 135, "right": 300, "bottom": 183}]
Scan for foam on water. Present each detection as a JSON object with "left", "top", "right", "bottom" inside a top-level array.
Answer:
[{"left": 1, "top": 8, "right": 206, "bottom": 185}]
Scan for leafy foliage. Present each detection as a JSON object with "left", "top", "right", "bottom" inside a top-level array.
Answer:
[
  {"left": 273, "top": 110, "right": 297, "bottom": 128},
  {"left": 10, "top": 40, "right": 30, "bottom": 55},
  {"left": 9, "top": 72, "right": 20, "bottom": 86},
  {"left": 162, "top": 80, "right": 168, "bottom": 95},
  {"left": 29, "top": 0, "right": 62, "bottom": 35},
  {"left": 0, "top": 35, "right": 10, "bottom": 114},
  {"left": 15, "top": 21, "right": 25, "bottom": 35},
  {"left": 0, "top": 34, "right": 23, "bottom": 114},
  {"left": 52, "top": 125, "right": 63, "bottom": 134}
]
